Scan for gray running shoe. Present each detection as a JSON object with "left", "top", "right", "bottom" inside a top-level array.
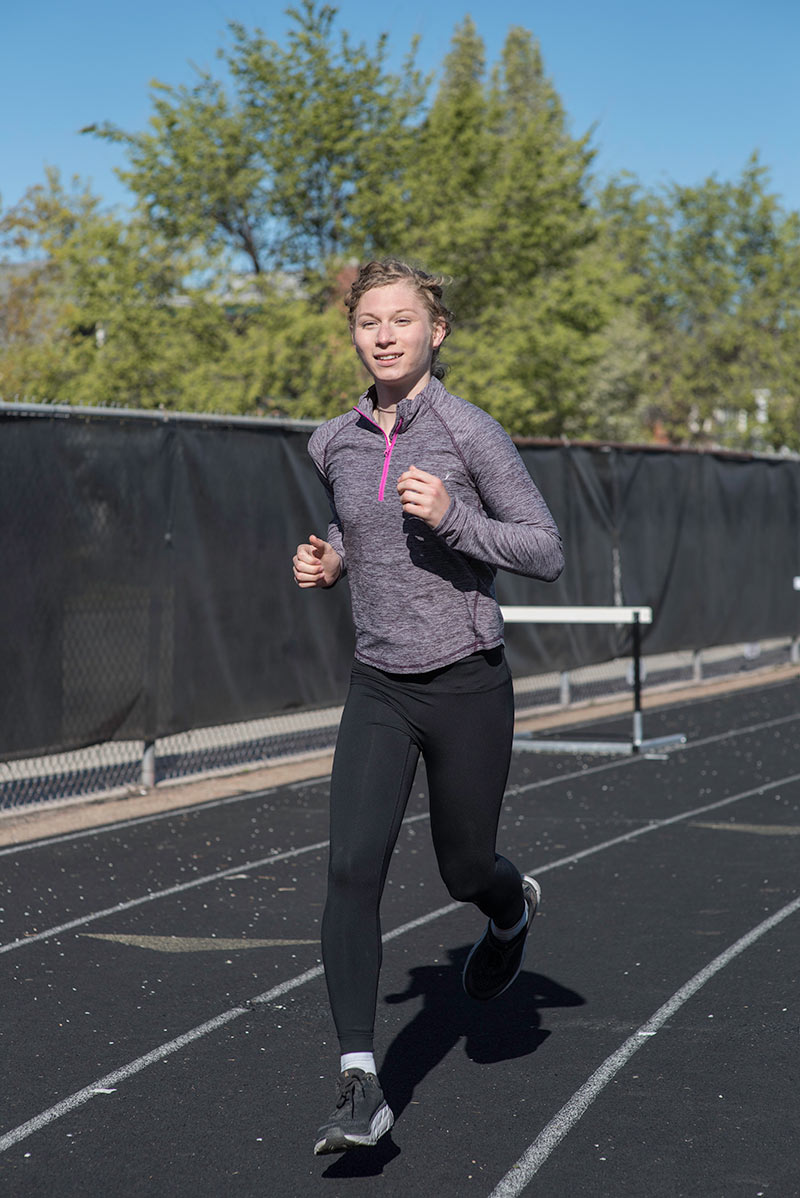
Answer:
[
  {"left": 313, "top": 1069, "right": 394, "bottom": 1155},
  {"left": 462, "top": 876, "right": 541, "bottom": 1001}
]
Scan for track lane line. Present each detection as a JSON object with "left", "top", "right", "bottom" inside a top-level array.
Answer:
[
  {"left": 0, "top": 745, "right": 655, "bottom": 951},
  {"left": 2, "top": 706, "right": 796, "bottom": 858},
  {"left": 3, "top": 753, "right": 799, "bottom": 958},
  {"left": 487, "top": 892, "right": 800, "bottom": 1197},
  {"left": 0, "top": 784, "right": 289, "bottom": 858},
  {"left": 0, "top": 813, "right": 426, "bottom": 956},
  {"left": 0, "top": 749, "right": 715, "bottom": 955},
  {"left": 2, "top": 769, "right": 799, "bottom": 1153},
  {"left": 0, "top": 840, "right": 330, "bottom": 956}
]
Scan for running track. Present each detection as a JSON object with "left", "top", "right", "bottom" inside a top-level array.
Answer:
[{"left": 1, "top": 676, "right": 798, "bottom": 1197}]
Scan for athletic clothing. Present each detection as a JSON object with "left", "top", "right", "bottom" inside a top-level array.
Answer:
[
  {"left": 308, "top": 377, "right": 563, "bottom": 673},
  {"left": 322, "top": 650, "right": 521, "bottom": 1052},
  {"left": 308, "top": 378, "right": 563, "bottom": 1053}
]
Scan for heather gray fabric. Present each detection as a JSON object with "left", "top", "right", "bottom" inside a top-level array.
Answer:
[{"left": 308, "top": 377, "right": 563, "bottom": 673}]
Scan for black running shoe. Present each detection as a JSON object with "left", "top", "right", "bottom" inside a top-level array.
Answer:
[
  {"left": 313, "top": 1069, "right": 394, "bottom": 1155},
  {"left": 462, "top": 876, "right": 541, "bottom": 1001}
]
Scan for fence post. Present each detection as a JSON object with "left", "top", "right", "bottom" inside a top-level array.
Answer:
[
  {"left": 692, "top": 650, "right": 703, "bottom": 683},
  {"left": 631, "top": 612, "right": 643, "bottom": 750},
  {"left": 559, "top": 671, "right": 571, "bottom": 707},
  {"left": 142, "top": 740, "right": 156, "bottom": 789}
]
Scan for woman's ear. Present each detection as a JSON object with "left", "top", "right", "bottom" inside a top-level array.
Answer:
[{"left": 431, "top": 319, "right": 447, "bottom": 349}]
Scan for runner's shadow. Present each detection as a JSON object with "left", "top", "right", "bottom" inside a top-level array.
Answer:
[
  {"left": 379, "top": 945, "right": 584, "bottom": 1121},
  {"left": 319, "top": 1132, "right": 402, "bottom": 1179},
  {"left": 320, "top": 948, "right": 583, "bottom": 1180}
]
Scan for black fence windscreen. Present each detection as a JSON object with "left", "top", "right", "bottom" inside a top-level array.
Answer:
[{"left": 2, "top": 407, "right": 798, "bottom": 761}]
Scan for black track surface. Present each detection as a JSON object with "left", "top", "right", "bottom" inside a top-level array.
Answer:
[{"left": 1, "top": 678, "right": 798, "bottom": 1197}]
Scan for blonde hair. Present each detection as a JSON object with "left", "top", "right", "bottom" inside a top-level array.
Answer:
[{"left": 345, "top": 259, "right": 454, "bottom": 379}]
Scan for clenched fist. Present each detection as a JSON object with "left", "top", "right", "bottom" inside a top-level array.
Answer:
[
  {"left": 397, "top": 465, "right": 451, "bottom": 529},
  {"left": 292, "top": 534, "right": 342, "bottom": 588}
]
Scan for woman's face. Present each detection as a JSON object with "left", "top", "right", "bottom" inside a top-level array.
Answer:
[{"left": 352, "top": 281, "right": 446, "bottom": 398}]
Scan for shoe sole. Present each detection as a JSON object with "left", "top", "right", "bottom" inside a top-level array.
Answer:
[
  {"left": 313, "top": 1102, "right": 394, "bottom": 1155},
  {"left": 462, "top": 876, "right": 541, "bottom": 1001}
]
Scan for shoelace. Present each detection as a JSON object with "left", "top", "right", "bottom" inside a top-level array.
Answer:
[{"left": 336, "top": 1072, "right": 366, "bottom": 1113}]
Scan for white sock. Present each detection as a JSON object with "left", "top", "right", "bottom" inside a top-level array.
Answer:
[
  {"left": 490, "top": 906, "right": 527, "bottom": 942},
  {"left": 341, "top": 1051, "right": 376, "bottom": 1076}
]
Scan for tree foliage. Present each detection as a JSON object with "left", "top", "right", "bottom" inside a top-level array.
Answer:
[
  {"left": 84, "top": 72, "right": 270, "bottom": 273},
  {"left": 84, "top": 1, "right": 426, "bottom": 286},
  {"left": 1, "top": 5, "right": 798, "bottom": 452},
  {"left": 597, "top": 157, "right": 800, "bottom": 449},
  {"left": 0, "top": 169, "right": 227, "bottom": 407}
]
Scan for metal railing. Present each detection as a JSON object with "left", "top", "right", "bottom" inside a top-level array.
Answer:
[
  {"left": 2, "top": 636, "right": 798, "bottom": 814},
  {"left": 503, "top": 605, "right": 686, "bottom": 754}
]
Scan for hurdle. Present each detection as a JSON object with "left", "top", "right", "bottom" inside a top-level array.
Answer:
[{"left": 501, "top": 605, "right": 687, "bottom": 755}]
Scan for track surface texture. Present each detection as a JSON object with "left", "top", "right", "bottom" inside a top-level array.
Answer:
[{"left": 1, "top": 677, "right": 798, "bottom": 1197}]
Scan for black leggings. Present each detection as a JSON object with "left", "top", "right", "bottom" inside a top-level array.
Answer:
[{"left": 321, "top": 654, "right": 524, "bottom": 1053}]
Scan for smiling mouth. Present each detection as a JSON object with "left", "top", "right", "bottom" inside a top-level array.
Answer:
[{"left": 374, "top": 353, "right": 401, "bottom": 361}]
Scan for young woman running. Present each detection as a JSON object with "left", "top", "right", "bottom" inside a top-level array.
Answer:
[{"left": 292, "top": 259, "right": 564, "bottom": 1155}]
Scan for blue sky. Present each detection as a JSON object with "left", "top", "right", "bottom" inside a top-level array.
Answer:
[{"left": 2, "top": 0, "right": 798, "bottom": 220}]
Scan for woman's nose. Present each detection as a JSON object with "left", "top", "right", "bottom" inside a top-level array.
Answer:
[{"left": 375, "top": 322, "right": 395, "bottom": 344}]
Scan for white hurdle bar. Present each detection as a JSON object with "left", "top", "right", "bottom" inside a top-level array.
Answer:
[{"left": 501, "top": 604, "right": 686, "bottom": 755}]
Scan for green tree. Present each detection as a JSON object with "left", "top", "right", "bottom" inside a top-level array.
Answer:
[
  {"left": 83, "top": 72, "right": 269, "bottom": 273},
  {"left": 0, "top": 170, "right": 229, "bottom": 408},
  {"left": 398, "top": 22, "right": 618, "bottom": 436},
  {"left": 445, "top": 235, "right": 622, "bottom": 438},
  {"left": 229, "top": 2, "right": 426, "bottom": 277},
  {"left": 396, "top": 16, "right": 492, "bottom": 305},
  {"left": 598, "top": 158, "right": 800, "bottom": 451},
  {"left": 86, "top": 2, "right": 426, "bottom": 287},
  {"left": 179, "top": 291, "right": 366, "bottom": 418},
  {"left": 12, "top": 13, "right": 796, "bottom": 447}
]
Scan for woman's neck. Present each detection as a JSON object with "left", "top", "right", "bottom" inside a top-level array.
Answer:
[{"left": 372, "top": 371, "right": 431, "bottom": 412}]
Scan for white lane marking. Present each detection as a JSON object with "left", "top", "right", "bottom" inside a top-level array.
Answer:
[
  {"left": 3, "top": 770, "right": 800, "bottom": 1154},
  {"left": 3, "top": 886, "right": 799, "bottom": 1159},
  {"left": 0, "top": 772, "right": 336, "bottom": 860},
  {"left": 505, "top": 708, "right": 800, "bottom": 800},
  {"left": 0, "top": 752, "right": 689, "bottom": 955},
  {"left": 487, "top": 892, "right": 800, "bottom": 1197},
  {"left": 0, "top": 812, "right": 427, "bottom": 956},
  {"left": 529, "top": 772, "right": 800, "bottom": 877},
  {"left": 4, "top": 757, "right": 800, "bottom": 960},
  {"left": 359, "top": 768, "right": 800, "bottom": 954},
  {"left": 0, "top": 839, "right": 329, "bottom": 956},
  {"left": 681, "top": 709, "right": 800, "bottom": 751},
  {"left": 3, "top": 705, "right": 796, "bottom": 858},
  {"left": 0, "top": 786, "right": 280, "bottom": 857},
  {"left": 0, "top": 1004, "right": 250, "bottom": 1154}
]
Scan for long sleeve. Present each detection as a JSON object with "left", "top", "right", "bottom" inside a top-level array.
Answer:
[
  {"left": 308, "top": 427, "right": 347, "bottom": 578},
  {"left": 432, "top": 411, "right": 563, "bottom": 581},
  {"left": 315, "top": 467, "right": 347, "bottom": 577}
]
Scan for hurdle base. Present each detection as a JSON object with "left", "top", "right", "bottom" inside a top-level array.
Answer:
[{"left": 513, "top": 732, "right": 686, "bottom": 756}]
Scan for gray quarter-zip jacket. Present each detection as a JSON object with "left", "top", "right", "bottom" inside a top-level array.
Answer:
[{"left": 308, "top": 377, "right": 563, "bottom": 673}]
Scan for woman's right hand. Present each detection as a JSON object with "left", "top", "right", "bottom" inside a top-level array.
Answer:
[{"left": 293, "top": 534, "right": 342, "bottom": 588}]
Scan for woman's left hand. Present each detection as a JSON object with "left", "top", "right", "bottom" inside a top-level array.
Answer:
[{"left": 397, "top": 466, "right": 451, "bottom": 529}]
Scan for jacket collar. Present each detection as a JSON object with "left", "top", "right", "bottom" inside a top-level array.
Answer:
[{"left": 354, "top": 377, "right": 445, "bottom": 432}]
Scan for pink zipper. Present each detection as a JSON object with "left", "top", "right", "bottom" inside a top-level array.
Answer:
[{"left": 355, "top": 408, "right": 403, "bottom": 501}]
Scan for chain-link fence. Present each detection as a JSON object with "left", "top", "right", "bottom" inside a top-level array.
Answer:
[{"left": 3, "top": 637, "right": 797, "bottom": 813}]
